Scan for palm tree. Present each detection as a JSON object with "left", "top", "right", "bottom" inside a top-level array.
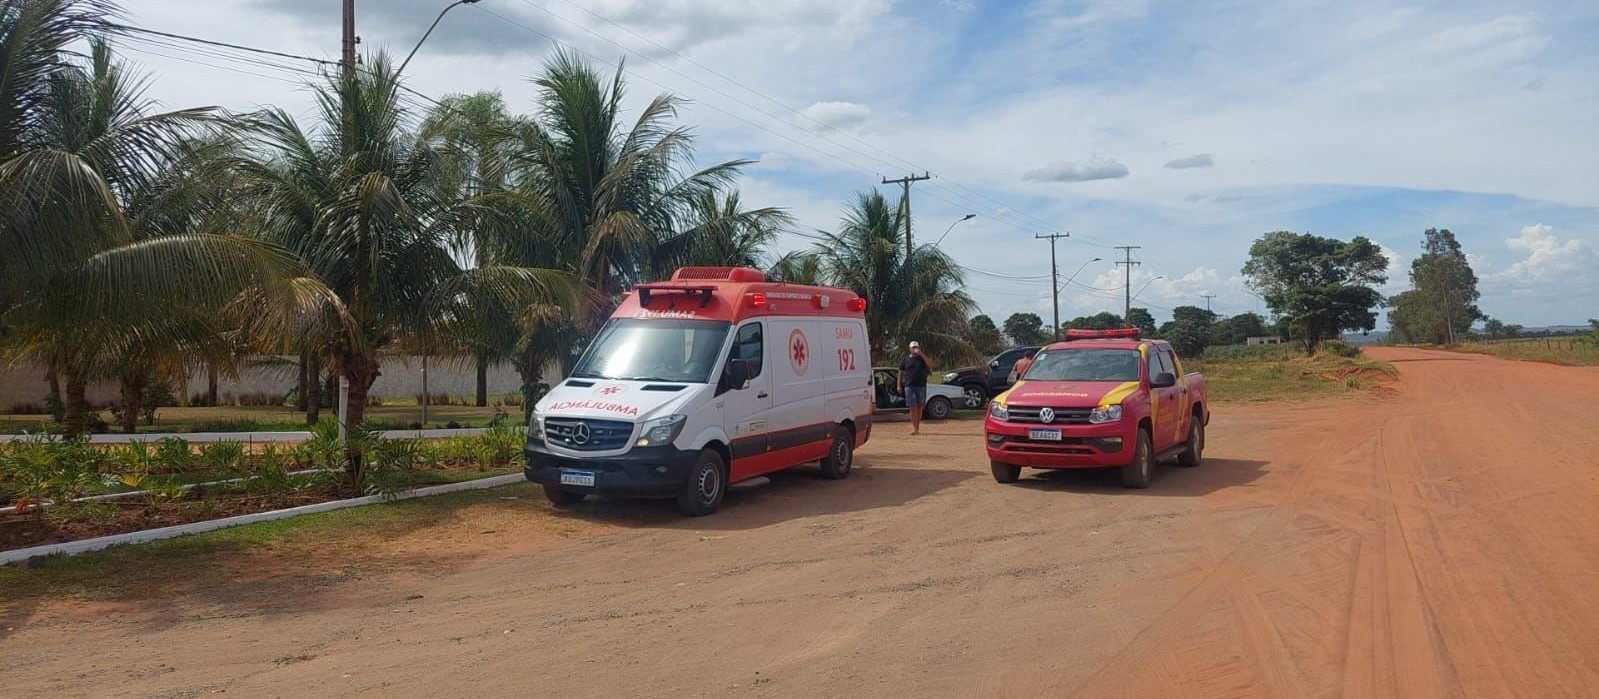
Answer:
[
  {"left": 814, "top": 190, "right": 979, "bottom": 363},
  {"left": 240, "top": 54, "right": 572, "bottom": 461},
  {"left": 0, "top": 35, "right": 326, "bottom": 437},
  {"left": 768, "top": 250, "right": 824, "bottom": 285},
  {"left": 513, "top": 50, "right": 755, "bottom": 336},
  {"left": 656, "top": 189, "right": 792, "bottom": 274}
]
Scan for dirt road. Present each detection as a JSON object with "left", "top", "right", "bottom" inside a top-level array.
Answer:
[{"left": 3, "top": 347, "right": 1597, "bottom": 697}]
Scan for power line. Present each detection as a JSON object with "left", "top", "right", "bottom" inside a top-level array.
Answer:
[
  {"left": 1115, "top": 245, "right": 1142, "bottom": 322},
  {"left": 104, "top": 22, "right": 338, "bottom": 68}
]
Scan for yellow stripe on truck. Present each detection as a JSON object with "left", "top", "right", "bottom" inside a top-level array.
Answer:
[
  {"left": 1098, "top": 381, "right": 1140, "bottom": 407},
  {"left": 993, "top": 381, "right": 1024, "bottom": 407}
]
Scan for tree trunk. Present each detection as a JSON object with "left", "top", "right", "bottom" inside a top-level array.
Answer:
[
  {"left": 206, "top": 363, "right": 219, "bottom": 406},
  {"left": 296, "top": 350, "right": 310, "bottom": 412},
  {"left": 305, "top": 353, "right": 322, "bottom": 425},
  {"left": 341, "top": 353, "right": 382, "bottom": 481},
  {"left": 46, "top": 368, "right": 60, "bottom": 401},
  {"left": 517, "top": 351, "right": 541, "bottom": 423},
  {"left": 475, "top": 353, "right": 488, "bottom": 407},
  {"left": 119, "top": 376, "right": 143, "bottom": 434},
  {"left": 62, "top": 369, "right": 88, "bottom": 439}
]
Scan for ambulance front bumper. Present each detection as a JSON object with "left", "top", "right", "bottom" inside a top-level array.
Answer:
[{"left": 523, "top": 442, "right": 699, "bottom": 498}]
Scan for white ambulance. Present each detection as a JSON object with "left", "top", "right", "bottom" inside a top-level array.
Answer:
[{"left": 524, "top": 267, "right": 874, "bottom": 516}]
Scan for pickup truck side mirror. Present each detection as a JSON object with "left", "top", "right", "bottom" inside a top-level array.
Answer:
[
  {"left": 1151, "top": 372, "right": 1178, "bottom": 388},
  {"left": 989, "top": 360, "right": 1001, "bottom": 369},
  {"left": 724, "top": 358, "right": 752, "bottom": 389}
]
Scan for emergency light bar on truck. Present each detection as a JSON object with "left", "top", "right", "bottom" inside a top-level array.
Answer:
[{"left": 1065, "top": 328, "right": 1142, "bottom": 339}]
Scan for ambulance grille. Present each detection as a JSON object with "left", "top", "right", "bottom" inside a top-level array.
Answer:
[{"left": 545, "top": 418, "right": 633, "bottom": 451}]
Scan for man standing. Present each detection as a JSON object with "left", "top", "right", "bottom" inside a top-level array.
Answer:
[
  {"left": 1010, "top": 349, "right": 1037, "bottom": 384},
  {"left": 898, "top": 341, "right": 933, "bottom": 435}
]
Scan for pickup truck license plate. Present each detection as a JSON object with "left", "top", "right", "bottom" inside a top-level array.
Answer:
[
  {"left": 1028, "top": 428, "right": 1063, "bottom": 441},
  {"left": 559, "top": 469, "right": 596, "bottom": 487}
]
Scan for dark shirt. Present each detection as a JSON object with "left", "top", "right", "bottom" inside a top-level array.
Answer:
[{"left": 900, "top": 355, "right": 931, "bottom": 387}]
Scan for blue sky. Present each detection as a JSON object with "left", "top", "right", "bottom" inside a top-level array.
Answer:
[{"left": 123, "top": 0, "right": 1599, "bottom": 326}]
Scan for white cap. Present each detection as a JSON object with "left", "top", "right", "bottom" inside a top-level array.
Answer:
[{"left": 908, "top": 341, "right": 921, "bottom": 348}]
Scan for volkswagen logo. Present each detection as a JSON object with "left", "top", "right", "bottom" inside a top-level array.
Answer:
[
  {"left": 571, "top": 423, "right": 591, "bottom": 445},
  {"left": 1039, "top": 407, "right": 1056, "bottom": 424}
]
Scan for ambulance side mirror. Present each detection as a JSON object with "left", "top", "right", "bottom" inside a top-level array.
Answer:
[
  {"left": 1151, "top": 372, "right": 1177, "bottom": 388},
  {"left": 724, "top": 359, "right": 752, "bottom": 389}
]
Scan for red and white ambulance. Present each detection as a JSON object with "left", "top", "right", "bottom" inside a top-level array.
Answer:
[{"left": 524, "top": 267, "right": 873, "bottom": 516}]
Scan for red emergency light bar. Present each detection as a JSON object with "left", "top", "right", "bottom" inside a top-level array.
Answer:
[
  {"left": 635, "top": 284, "right": 716, "bottom": 308},
  {"left": 847, "top": 298, "right": 867, "bottom": 312},
  {"left": 1066, "top": 328, "right": 1141, "bottom": 340}
]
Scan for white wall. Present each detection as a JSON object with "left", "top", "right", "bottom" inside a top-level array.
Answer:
[{"left": 0, "top": 357, "right": 563, "bottom": 412}]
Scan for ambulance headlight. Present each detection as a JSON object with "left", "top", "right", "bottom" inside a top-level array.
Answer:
[
  {"left": 988, "top": 402, "right": 1009, "bottom": 421},
  {"left": 529, "top": 408, "right": 545, "bottom": 441},
  {"left": 1089, "top": 405, "right": 1124, "bottom": 424},
  {"left": 637, "top": 415, "right": 687, "bottom": 447}
]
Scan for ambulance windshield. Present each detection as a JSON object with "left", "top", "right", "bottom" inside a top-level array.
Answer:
[{"left": 570, "top": 319, "right": 732, "bottom": 384}]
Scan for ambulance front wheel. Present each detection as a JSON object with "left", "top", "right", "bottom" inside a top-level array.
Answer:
[
  {"left": 677, "top": 449, "right": 728, "bottom": 517},
  {"left": 819, "top": 427, "right": 853, "bottom": 480}
]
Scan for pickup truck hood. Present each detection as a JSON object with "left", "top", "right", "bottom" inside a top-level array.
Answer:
[{"left": 999, "top": 379, "right": 1140, "bottom": 408}]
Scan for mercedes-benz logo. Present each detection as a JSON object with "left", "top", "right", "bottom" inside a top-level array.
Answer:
[
  {"left": 1039, "top": 407, "right": 1056, "bottom": 424},
  {"left": 571, "top": 423, "right": 591, "bottom": 445}
]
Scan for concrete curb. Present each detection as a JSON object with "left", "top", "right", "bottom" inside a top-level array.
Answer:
[
  {"left": 0, "top": 473, "right": 526, "bottom": 566},
  {"left": 68, "top": 428, "right": 497, "bottom": 444}
]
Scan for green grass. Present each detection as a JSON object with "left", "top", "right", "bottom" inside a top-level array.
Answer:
[
  {"left": 1451, "top": 338, "right": 1599, "bottom": 366},
  {"left": 0, "top": 404, "right": 512, "bottom": 435},
  {"left": 1190, "top": 344, "right": 1396, "bottom": 403},
  {"left": 0, "top": 481, "right": 544, "bottom": 601}
]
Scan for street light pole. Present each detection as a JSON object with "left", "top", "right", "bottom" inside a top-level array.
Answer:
[
  {"left": 398, "top": 0, "right": 482, "bottom": 76},
  {"left": 1131, "top": 276, "right": 1165, "bottom": 304},
  {"left": 1057, "top": 257, "right": 1103, "bottom": 293},
  {"left": 931, "top": 213, "right": 976, "bottom": 247}
]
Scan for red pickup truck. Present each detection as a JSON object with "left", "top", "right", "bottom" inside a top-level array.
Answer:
[{"left": 983, "top": 329, "right": 1208, "bottom": 488}]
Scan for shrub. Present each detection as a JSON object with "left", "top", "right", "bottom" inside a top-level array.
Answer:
[
  {"left": 8, "top": 401, "right": 49, "bottom": 415},
  {"left": 154, "top": 437, "right": 194, "bottom": 473},
  {"left": 199, "top": 441, "right": 246, "bottom": 473},
  {"left": 1316, "top": 340, "right": 1362, "bottom": 358}
]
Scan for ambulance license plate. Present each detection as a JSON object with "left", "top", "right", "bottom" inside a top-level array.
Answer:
[
  {"left": 1028, "top": 428, "right": 1063, "bottom": 442},
  {"left": 559, "top": 469, "right": 596, "bottom": 487}
]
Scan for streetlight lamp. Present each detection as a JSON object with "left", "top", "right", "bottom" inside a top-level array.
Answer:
[
  {"left": 1131, "top": 276, "right": 1165, "bottom": 302},
  {"left": 398, "top": 0, "right": 483, "bottom": 76},
  {"left": 932, "top": 213, "right": 977, "bottom": 247},
  {"left": 1056, "top": 257, "right": 1104, "bottom": 293}
]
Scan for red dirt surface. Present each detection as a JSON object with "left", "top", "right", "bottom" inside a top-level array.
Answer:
[{"left": 1, "top": 347, "right": 1596, "bottom": 697}]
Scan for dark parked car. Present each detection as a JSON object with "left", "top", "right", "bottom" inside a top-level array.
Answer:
[{"left": 942, "top": 346, "right": 1041, "bottom": 407}]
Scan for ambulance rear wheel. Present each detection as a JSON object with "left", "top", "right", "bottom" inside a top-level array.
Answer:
[
  {"left": 543, "top": 487, "right": 586, "bottom": 507},
  {"left": 819, "top": 427, "right": 853, "bottom": 480},
  {"left": 677, "top": 449, "right": 727, "bottom": 517}
]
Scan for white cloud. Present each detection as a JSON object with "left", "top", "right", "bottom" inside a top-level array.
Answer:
[
  {"left": 1492, "top": 223, "right": 1591, "bottom": 286},
  {"left": 751, "top": 151, "right": 794, "bottom": 171},
  {"left": 797, "top": 101, "right": 871, "bottom": 131},
  {"left": 1022, "top": 157, "right": 1130, "bottom": 183},
  {"left": 1165, "top": 153, "right": 1214, "bottom": 169}
]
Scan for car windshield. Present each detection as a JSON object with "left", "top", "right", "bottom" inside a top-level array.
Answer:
[
  {"left": 1024, "top": 348, "right": 1141, "bottom": 382},
  {"left": 570, "top": 318, "right": 731, "bottom": 383}
]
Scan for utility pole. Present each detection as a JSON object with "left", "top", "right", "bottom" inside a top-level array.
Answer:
[
  {"left": 337, "top": 0, "right": 356, "bottom": 443},
  {"left": 342, "top": 0, "right": 358, "bottom": 76},
  {"left": 1036, "top": 233, "right": 1070, "bottom": 340},
  {"left": 1115, "top": 245, "right": 1141, "bottom": 323},
  {"left": 1202, "top": 294, "right": 1217, "bottom": 314},
  {"left": 882, "top": 173, "right": 930, "bottom": 266}
]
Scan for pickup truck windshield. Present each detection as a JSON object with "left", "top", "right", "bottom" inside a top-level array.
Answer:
[
  {"left": 570, "top": 318, "right": 731, "bottom": 383},
  {"left": 1025, "top": 348, "right": 1141, "bottom": 382}
]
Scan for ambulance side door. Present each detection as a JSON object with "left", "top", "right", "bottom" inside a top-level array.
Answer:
[{"left": 723, "top": 320, "right": 772, "bottom": 481}]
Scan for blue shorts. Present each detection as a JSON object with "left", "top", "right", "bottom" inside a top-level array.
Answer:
[{"left": 905, "top": 385, "right": 928, "bottom": 407}]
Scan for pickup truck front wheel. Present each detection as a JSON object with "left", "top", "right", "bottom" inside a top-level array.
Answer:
[
  {"left": 991, "top": 460, "right": 1021, "bottom": 483},
  {"left": 1120, "top": 429, "right": 1154, "bottom": 489}
]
